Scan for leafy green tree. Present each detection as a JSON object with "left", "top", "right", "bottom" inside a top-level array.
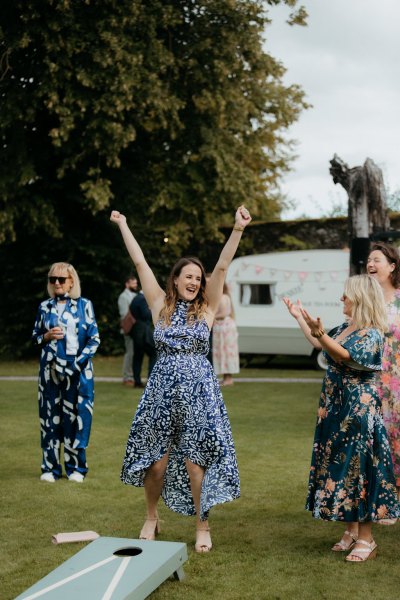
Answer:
[
  {"left": 1, "top": 0, "right": 307, "bottom": 245},
  {"left": 0, "top": 0, "right": 308, "bottom": 356}
]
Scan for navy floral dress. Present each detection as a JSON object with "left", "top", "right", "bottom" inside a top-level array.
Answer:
[
  {"left": 307, "top": 324, "right": 400, "bottom": 522},
  {"left": 121, "top": 300, "right": 240, "bottom": 520}
]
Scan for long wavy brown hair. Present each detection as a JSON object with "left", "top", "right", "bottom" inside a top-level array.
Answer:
[
  {"left": 370, "top": 242, "right": 400, "bottom": 288},
  {"left": 159, "top": 257, "right": 208, "bottom": 326}
]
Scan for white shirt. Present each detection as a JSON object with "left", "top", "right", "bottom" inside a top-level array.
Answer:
[{"left": 57, "top": 303, "right": 79, "bottom": 355}]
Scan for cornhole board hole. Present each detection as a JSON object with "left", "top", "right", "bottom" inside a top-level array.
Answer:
[{"left": 16, "top": 537, "right": 188, "bottom": 600}]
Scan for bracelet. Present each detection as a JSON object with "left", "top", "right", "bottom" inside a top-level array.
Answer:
[
  {"left": 311, "top": 329, "right": 325, "bottom": 338},
  {"left": 233, "top": 225, "right": 244, "bottom": 231}
]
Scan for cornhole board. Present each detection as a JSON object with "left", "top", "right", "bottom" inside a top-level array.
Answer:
[{"left": 16, "top": 537, "right": 188, "bottom": 600}]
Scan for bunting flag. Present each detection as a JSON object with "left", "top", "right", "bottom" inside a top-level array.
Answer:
[
  {"left": 298, "top": 271, "right": 308, "bottom": 282},
  {"left": 229, "top": 261, "right": 349, "bottom": 283}
]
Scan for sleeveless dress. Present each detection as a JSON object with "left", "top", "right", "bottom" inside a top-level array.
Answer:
[
  {"left": 306, "top": 324, "right": 400, "bottom": 522},
  {"left": 121, "top": 300, "right": 240, "bottom": 520},
  {"left": 212, "top": 295, "right": 240, "bottom": 376},
  {"left": 377, "top": 289, "right": 400, "bottom": 486}
]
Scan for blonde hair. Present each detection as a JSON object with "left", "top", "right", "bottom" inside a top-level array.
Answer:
[
  {"left": 47, "top": 262, "right": 81, "bottom": 299},
  {"left": 344, "top": 274, "right": 387, "bottom": 333}
]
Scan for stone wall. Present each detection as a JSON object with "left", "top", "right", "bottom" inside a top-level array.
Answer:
[{"left": 199, "top": 212, "right": 400, "bottom": 270}]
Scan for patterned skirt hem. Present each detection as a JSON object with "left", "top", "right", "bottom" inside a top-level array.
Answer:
[
  {"left": 121, "top": 464, "right": 240, "bottom": 520},
  {"left": 163, "top": 491, "right": 240, "bottom": 520},
  {"left": 306, "top": 506, "right": 400, "bottom": 522}
]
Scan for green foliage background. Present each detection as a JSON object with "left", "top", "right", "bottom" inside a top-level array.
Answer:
[{"left": 0, "top": 0, "right": 307, "bottom": 357}]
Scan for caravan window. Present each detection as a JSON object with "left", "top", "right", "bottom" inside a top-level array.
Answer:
[{"left": 240, "top": 284, "right": 274, "bottom": 305}]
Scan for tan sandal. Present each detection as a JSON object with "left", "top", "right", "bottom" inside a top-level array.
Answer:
[
  {"left": 378, "top": 518, "right": 397, "bottom": 526},
  {"left": 345, "top": 539, "right": 377, "bottom": 562},
  {"left": 331, "top": 530, "right": 358, "bottom": 552},
  {"left": 139, "top": 516, "right": 161, "bottom": 541},
  {"left": 195, "top": 527, "right": 212, "bottom": 553}
]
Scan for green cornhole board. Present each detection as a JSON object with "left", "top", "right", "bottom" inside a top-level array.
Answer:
[{"left": 16, "top": 537, "right": 188, "bottom": 600}]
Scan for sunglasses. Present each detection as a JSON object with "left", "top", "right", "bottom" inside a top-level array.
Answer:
[{"left": 48, "top": 276, "right": 70, "bottom": 284}]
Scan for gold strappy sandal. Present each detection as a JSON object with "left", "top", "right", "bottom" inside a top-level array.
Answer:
[{"left": 331, "top": 530, "right": 358, "bottom": 552}]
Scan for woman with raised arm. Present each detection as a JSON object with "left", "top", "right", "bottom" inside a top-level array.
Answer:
[
  {"left": 283, "top": 275, "right": 399, "bottom": 562},
  {"left": 110, "top": 206, "right": 251, "bottom": 553}
]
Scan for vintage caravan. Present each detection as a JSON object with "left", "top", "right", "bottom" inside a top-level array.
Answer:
[{"left": 226, "top": 249, "right": 350, "bottom": 368}]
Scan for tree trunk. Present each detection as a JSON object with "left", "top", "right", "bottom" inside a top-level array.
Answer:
[{"left": 329, "top": 154, "right": 390, "bottom": 274}]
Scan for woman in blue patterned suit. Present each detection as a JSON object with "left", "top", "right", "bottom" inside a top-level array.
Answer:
[
  {"left": 32, "top": 262, "right": 100, "bottom": 483},
  {"left": 111, "top": 206, "right": 251, "bottom": 553}
]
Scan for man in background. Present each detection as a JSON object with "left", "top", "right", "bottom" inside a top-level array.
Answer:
[
  {"left": 118, "top": 275, "right": 138, "bottom": 386},
  {"left": 130, "top": 290, "right": 156, "bottom": 388}
]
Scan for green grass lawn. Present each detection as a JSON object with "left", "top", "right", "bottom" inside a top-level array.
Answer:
[{"left": 1, "top": 377, "right": 399, "bottom": 599}]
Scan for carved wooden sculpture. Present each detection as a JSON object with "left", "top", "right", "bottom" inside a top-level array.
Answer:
[{"left": 329, "top": 154, "right": 390, "bottom": 273}]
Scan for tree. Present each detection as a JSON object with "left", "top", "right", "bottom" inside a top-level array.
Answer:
[
  {"left": 0, "top": 0, "right": 308, "bottom": 356},
  {"left": 0, "top": 0, "right": 307, "bottom": 247}
]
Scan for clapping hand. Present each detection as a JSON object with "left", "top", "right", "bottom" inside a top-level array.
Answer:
[
  {"left": 283, "top": 297, "right": 303, "bottom": 320},
  {"left": 300, "top": 307, "right": 324, "bottom": 337}
]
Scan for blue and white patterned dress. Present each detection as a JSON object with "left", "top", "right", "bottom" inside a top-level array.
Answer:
[{"left": 121, "top": 300, "right": 240, "bottom": 520}]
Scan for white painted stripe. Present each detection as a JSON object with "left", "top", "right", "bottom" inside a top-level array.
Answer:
[
  {"left": 0, "top": 376, "right": 322, "bottom": 383},
  {"left": 20, "top": 556, "right": 117, "bottom": 600},
  {"left": 101, "top": 557, "right": 131, "bottom": 600}
]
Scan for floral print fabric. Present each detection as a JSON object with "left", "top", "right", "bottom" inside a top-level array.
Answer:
[
  {"left": 121, "top": 300, "right": 240, "bottom": 520},
  {"left": 377, "top": 289, "right": 400, "bottom": 486},
  {"left": 306, "top": 324, "right": 400, "bottom": 522},
  {"left": 212, "top": 316, "right": 240, "bottom": 375}
]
